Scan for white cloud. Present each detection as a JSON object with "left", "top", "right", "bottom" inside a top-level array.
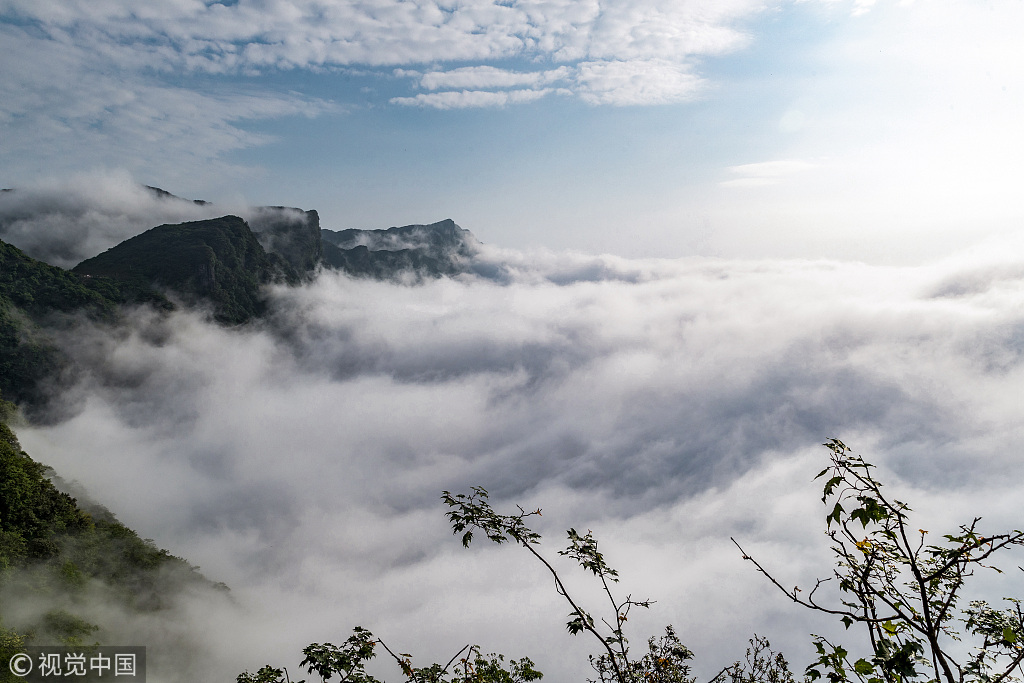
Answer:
[
  {"left": 0, "top": 0, "right": 767, "bottom": 111},
  {"left": 412, "top": 65, "right": 573, "bottom": 91},
  {"left": 395, "top": 59, "right": 706, "bottom": 106},
  {"left": 394, "top": 59, "right": 705, "bottom": 106},
  {"left": 390, "top": 88, "right": 553, "bottom": 109},
  {"left": 0, "top": 24, "right": 337, "bottom": 187},
  {"left": 585, "top": 0, "right": 757, "bottom": 62},
  {"left": 852, "top": 0, "right": 879, "bottom": 16},
  {"left": 720, "top": 159, "right": 819, "bottom": 188},
  {"left": 575, "top": 59, "right": 705, "bottom": 105},
  {"left": 14, "top": 209, "right": 1024, "bottom": 679}
]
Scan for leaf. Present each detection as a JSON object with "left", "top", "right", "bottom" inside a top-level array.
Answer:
[
  {"left": 823, "top": 476, "right": 844, "bottom": 498},
  {"left": 828, "top": 502, "right": 845, "bottom": 527},
  {"left": 854, "top": 659, "right": 874, "bottom": 675}
]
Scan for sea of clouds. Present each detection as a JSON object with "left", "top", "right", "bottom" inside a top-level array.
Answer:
[{"left": 6, "top": 184, "right": 1024, "bottom": 681}]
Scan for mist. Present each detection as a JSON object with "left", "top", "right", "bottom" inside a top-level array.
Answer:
[
  {"left": 0, "top": 174, "right": 316, "bottom": 268},
  {"left": 3, "top": 179, "right": 1023, "bottom": 679},
  {"left": 4, "top": 209, "right": 1020, "bottom": 681}
]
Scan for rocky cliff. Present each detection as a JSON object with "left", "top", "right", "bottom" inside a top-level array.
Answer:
[
  {"left": 321, "top": 218, "right": 478, "bottom": 279},
  {"left": 72, "top": 215, "right": 285, "bottom": 325}
]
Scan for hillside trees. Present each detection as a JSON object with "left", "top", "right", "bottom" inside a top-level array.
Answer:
[
  {"left": 0, "top": 392, "right": 222, "bottom": 661},
  {"left": 236, "top": 627, "right": 543, "bottom": 683}
]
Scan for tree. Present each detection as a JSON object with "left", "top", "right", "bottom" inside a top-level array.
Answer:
[
  {"left": 734, "top": 439, "right": 1024, "bottom": 683},
  {"left": 442, "top": 486, "right": 697, "bottom": 683},
  {"left": 236, "top": 625, "right": 542, "bottom": 683},
  {"left": 442, "top": 488, "right": 794, "bottom": 683},
  {"left": 239, "top": 482, "right": 800, "bottom": 683}
]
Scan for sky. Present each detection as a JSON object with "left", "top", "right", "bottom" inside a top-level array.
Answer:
[
  {"left": 4, "top": 1, "right": 1024, "bottom": 682},
  {"left": 2, "top": 0, "right": 1024, "bottom": 262}
]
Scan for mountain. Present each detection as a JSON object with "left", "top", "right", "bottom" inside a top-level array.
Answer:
[
  {"left": 321, "top": 218, "right": 479, "bottom": 279},
  {"left": 144, "top": 185, "right": 210, "bottom": 206},
  {"left": 0, "top": 195, "right": 494, "bottom": 677},
  {"left": 0, "top": 395, "right": 224, "bottom": 659},
  {"left": 139, "top": 187, "right": 323, "bottom": 279},
  {"left": 72, "top": 215, "right": 291, "bottom": 325},
  {"left": 0, "top": 239, "right": 123, "bottom": 412},
  {"left": 3, "top": 198, "right": 487, "bottom": 411},
  {"left": 249, "top": 207, "right": 323, "bottom": 276}
]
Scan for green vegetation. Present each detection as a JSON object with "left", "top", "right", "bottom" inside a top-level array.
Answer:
[
  {"left": 0, "top": 239, "right": 123, "bottom": 409},
  {"left": 737, "top": 439, "right": 1024, "bottom": 683},
  {"left": 236, "top": 628, "right": 544, "bottom": 683},
  {"left": 72, "top": 215, "right": 297, "bottom": 324},
  {"left": 0, "top": 240, "right": 116, "bottom": 317},
  {"left": 0, "top": 392, "right": 220, "bottom": 675},
  {"left": 241, "top": 441, "right": 1023, "bottom": 683},
  {"left": 235, "top": 487, "right": 793, "bottom": 683},
  {"left": 321, "top": 243, "right": 463, "bottom": 280}
]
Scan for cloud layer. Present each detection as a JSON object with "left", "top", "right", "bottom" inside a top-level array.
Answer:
[
  {"left": 14, "top": 208, "right": 1024, "bottom": 680},
  {"left": 0, "top": 174, "right": 313, "bottom": 267},
  {"left": 0, "top": 0, "right": 774, "bottom": 189},
  {"left": 0, "top": 21, "right": 336, "bottom": 186}
]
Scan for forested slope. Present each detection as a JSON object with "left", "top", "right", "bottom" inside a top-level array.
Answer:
[{"left": 0, "top": 395, "right": 222, "bottom": 680}]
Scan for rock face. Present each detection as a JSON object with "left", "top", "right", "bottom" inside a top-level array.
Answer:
[
  {"left": 66, "top": 215, "right": 482, "bottom": 321},
  {"left": 1, "top": 208, "right": 491, "bottom": 414},
  {"left": 72, "top": 215, "right": 283, "bottom": 324},
  {"left": 250, "top": 207, "right": 322, "bottom": 277},
  {"left": 321, "top": 218, "right": 478, "bottom": 279}
]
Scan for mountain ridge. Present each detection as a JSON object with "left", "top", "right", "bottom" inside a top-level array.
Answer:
[
  {"left": 0, "top": 186, "right": 486, "bottom": 415},
  {"left": 0, "top": 189, "right": 486, "bottom": 675},
  {"left": 72, "top": 215, "right": 289, "bottom": 325}
]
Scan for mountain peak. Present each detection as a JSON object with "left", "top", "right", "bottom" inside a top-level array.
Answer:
[
  {"left": 144, "top": 185, "right": 210, "bottom": 206},
  {"left": 320, "top": 218, "right": 479, "bottom": 279},
  {"left": 72, "top": 215, "right": 283, "bottom": 324}
]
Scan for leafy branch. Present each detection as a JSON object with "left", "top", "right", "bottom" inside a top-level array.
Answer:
[
  {"left": 735, "top": 439, "right": 1024, "bottom": 683},
  {"left": 441, "top": 487, "right": 784, "bottom": 683},
  {"left": 443, "top": 486, "right": 658, "bottom": 682}
]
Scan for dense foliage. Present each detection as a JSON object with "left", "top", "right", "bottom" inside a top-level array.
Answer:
[
  {"left": 0, "top": 393, "right": 221, "bottom": 678},
  {"left": 0, "top": 240, "right": 116, "bottom": 317},
  {"left": 0, "top": 239, "right": 122, "bottom": 408},
  {"left": 236, "top": 627, "right": 544, "bottom": 683}
]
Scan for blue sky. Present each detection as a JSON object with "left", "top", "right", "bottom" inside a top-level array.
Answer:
[{"left": 2, "top": 0, "right": 1023, "bottom": 262}]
